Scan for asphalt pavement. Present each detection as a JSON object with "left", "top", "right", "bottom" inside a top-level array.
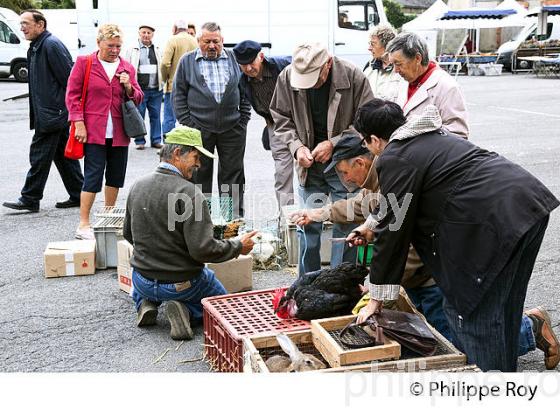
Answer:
[{"left": 0, "top": 73, "right": 558, "bottom": 372}]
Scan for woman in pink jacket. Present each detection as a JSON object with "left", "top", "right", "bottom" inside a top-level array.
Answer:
[{"left": 66, "top": 24, "right": 143, "bottom": 240}]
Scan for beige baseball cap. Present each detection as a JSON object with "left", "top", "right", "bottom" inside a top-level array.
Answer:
[{"left": 291, "top": 43, "right": 329, "bottom": 89}]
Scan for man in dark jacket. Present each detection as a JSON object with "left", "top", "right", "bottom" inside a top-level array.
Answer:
[
  {"left": 349, "top": 99, "right": 559, "bottom": 372},
  {"left": 233, "top": 40, "right": 293, "bottom": 209},
  {"left": 173, "top": 22, "right": 251, "bottom": 218},
  {"left": 3, "top": 10, "right": 83, "bottom": 213}
]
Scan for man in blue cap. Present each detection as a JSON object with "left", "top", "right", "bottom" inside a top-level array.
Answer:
[{"left": 233, "top": 40, "right": 293, "bottom": 209}]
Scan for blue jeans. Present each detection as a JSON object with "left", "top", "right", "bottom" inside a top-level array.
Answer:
[
  {"left": 131, "top": 267, "right": 227, "bottom": 323},
  {"left": 518, "top": 314, "right": 536, "bottom": 356},
  {"left": 135, "top": 88, "right": 163, "bottom": 146},
  {"left": 298, "top": 162, "right": 358, "bottom": 274},
  {"left": 408, "top": 284, "right": 536, "bottom": 357},
  {"left": 407, "top": 285, "right": 452, "bottom": 342},
  {"left": 443, "top": 215, "right": 548, "bottom": 371},
  {"left": 162, "top": 91, "right": 176, "bottom": 136}
]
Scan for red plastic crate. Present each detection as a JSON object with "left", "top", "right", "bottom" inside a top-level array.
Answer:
[{"left": 202, "top": 288, "right": 310, "bottom": 372}]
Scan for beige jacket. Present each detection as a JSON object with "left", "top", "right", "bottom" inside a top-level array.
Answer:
[
  {"left": 403, "top": 68, "right": 469, "bottom": 139},
  {"left": 327, "top": 158, "right": 433, "bottom": 290},
  {"left": 270, "top": 57, "right": 374, "bottom": 186},
  {"left": 160, "top": 32, "right": 198, "bottom": 93},
  {"left": 364, "top": 64, "right": 407, "bottom": 107},
  {"left": 124, "top": 43, "right": 164, "bottom": 91}
]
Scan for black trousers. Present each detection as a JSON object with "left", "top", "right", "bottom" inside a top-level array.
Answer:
[
  {"left": 20, "top": 127, "right": 84, "bottom": 206},
  {"left": 194, "top": 125, "right": 246, "bottom": 218},
  {"left": 443, "top": 215, "right": 550, "bottom": 372}
]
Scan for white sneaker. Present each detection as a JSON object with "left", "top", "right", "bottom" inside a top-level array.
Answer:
[{"left": 75, "top": 226, "right": 95, "bottom": 240}]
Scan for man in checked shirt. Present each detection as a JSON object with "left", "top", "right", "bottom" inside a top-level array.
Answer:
[{"left": 173, "top": 22, "right": 251, "bottom": 218}]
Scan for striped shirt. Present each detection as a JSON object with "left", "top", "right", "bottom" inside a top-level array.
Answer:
[
  {"left": 195, "top": 49, "right": 230, "bottom": 103},
  {"left": 138, "top": 42, "right": 158, "bottom": 90},
  {"left": 248, "top": 62, "right": 276, "bottom": 123}
]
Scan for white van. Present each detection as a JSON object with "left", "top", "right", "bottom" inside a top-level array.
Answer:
[
  {"left": 497, "top": 16, "right": 560, "bottom": 70},
  {"left": 0, "top": 7, "right": 29, "bottom": 82},
  {"left": 75, "top": 0, "right": 387, "bottom": 66}
]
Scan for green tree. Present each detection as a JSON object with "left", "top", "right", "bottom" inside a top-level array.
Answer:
[
  {"left": 34, "top": 0, "right": 75, "bottom": 8},
  {"left": 384, "top": 0, "right": 414, "bottom": 29},
  {"left": 0, "top": 0, "right": 36, "bottom": 13}
]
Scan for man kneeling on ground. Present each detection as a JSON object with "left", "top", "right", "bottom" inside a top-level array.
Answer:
[{"left": 123, "top": 126, "right": 257, "bottom": 340}]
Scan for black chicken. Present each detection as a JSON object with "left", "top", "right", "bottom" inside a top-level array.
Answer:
[{"left": 272, "top": 262, "right": 368, "bottom": 321}]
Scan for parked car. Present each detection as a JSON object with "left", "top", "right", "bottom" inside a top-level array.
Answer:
[{"left": 0, "top": 7, "right": 29, "bottom": 82}]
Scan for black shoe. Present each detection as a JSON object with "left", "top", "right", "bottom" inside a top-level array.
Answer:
[
  {"left": 55, "top": 199, "right": 80, "bottom": 209},
  {"left": 137, "top": 300, "right": 158, "bottom": 327},
  {"left": 166, "top": 300, "right": 193, "bottom": 340},
  {"left": 2, "top": 200, "right": 39, "bottom": 213}
]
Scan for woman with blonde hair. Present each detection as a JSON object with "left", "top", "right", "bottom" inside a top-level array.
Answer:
[{"left": 66, "top": 24, "right": 143, "bottom": 239}]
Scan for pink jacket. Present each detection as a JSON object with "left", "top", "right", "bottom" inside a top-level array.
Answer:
[{"left": 66, "top": 51, "right": 144, "bottom": 147}]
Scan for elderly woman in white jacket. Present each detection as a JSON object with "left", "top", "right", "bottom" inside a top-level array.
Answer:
[{"left": 363, "top": 24, "right": 408, "bottom": 107}]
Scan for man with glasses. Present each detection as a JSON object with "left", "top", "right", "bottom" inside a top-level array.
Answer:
[{"left": 173, "top": 22, "right": 251, "bottom": 218}]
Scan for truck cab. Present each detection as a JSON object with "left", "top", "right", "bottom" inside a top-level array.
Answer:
[{"left": 0, "top": 7, "right": 29, "bottom": 82}]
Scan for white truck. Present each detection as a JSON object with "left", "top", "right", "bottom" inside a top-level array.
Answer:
[
  {"left": 0, "top": 7, "right": 29, "bottom": 82},
  {"left": 497, "top": 15, "right": 560, "bottom": 70},
  {"left": 75, "top": 0, "right": 387, "bottom": 66}
]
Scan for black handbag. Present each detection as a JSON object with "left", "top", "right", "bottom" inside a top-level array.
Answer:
[
  {"left": 340, "top": 310, "right": 438, "bottom": 356},
  {"left": 121, "top": 88, "right": 147, "bottom": 138},
  {"left": 261, "top": 126, "right": 271, "bottom": 151}
]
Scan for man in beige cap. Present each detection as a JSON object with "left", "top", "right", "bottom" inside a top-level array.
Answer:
[
  {"left": 160, "top": 20, "right": 198, "bottom": 135},
  {"left": 123, "top": 126, "right": 257, "bottom": 340},
  {"left": 270, "top": 43, "right": 373, "bottom": 275}
]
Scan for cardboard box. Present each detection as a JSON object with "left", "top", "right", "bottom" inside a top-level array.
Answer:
[
  {"left": 117, "top": 240, "right": 134, "bottom": 294},
  {"left": 207, "top": 255, "right": 253, "bottom": 293},
  {"left": 44, "top": 240, "right": 96, "bottom": 278}
]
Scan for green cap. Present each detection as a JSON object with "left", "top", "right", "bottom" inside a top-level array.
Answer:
[{"left": 165, "top": 126, "right": 216, "bottom": 159}]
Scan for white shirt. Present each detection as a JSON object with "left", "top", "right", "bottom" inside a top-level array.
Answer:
[{"left": 99, "top": 56, "right": 120, "bottom": 139}]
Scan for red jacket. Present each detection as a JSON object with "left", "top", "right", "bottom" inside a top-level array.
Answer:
[{"left": 66, "top": 51, "right": 143, "bottom": 147}]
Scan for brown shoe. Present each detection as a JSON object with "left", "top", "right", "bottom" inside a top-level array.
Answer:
[
  {"left": 166, "top": 300, "right": 193, "bottom": 340},
  {"left": 525, "top": 306, "right": 559, "bottom": 370},
  {"left": 136, "top": 144, "right": 145, "bottom": 150},
  {"left": 137, "top": 300, "right": 158, "bottom": 327},
  {"left": 151, "top": 143, "right": 163, "bottom": 149}
]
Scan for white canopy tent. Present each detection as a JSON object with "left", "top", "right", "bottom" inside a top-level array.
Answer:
[
  {"left": 402, "top": 0, "right": 449, "bottom": 32},
  {"left": 403, "top": 0, "right": 528, "bottom": 54}
]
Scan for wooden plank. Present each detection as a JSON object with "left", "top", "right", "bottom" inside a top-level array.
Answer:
[
  {"left": 249, "top": 330, "right": 312, "bottom": 349},
  {"left": 311, "top": 314, "right": 401, "bottom": 367},
  {"left": 311, "top": 320, "right": 343, "bottom": 367},
  {"left": 339, "top": 339, "right": 400, "bottom": 365}
]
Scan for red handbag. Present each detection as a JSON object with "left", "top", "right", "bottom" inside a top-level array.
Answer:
[{"left": 64, "top": 54, "right": 93, "bottom": 160}]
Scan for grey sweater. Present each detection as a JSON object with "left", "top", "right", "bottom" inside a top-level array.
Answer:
[
  {"left": 123, "top": 168, "right": 242, "bottom": 282},
  {"left": 172, "top": 48, "right": 251, "bottom": 133}
]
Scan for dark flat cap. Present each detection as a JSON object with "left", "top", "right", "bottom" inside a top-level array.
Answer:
[
  {"left": 233, "top": 40, "right": 262, "bottom": 64},
  {"left": 139, "top": 24, "right": 155, "bottom": 32},
  {"left": 324, "top": 132, "right": 370, "bottom": 173}
]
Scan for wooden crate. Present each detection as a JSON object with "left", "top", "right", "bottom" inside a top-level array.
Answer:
[
  {"left": 319, "top": 290, "right": 466, "bottom": 372},
  {"left": 311, "top": 315, "right": 401, "bottom": 367},
  {"left": 244, "top": 289, "right": 467, "bottom": 373}
]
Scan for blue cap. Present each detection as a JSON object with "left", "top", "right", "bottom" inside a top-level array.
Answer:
[
  {"left": 324, "top": 132, "right": 370, "bottom": 173},
  {"left": 233, "top": 40, "right": 262, "bottom": 64}
]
